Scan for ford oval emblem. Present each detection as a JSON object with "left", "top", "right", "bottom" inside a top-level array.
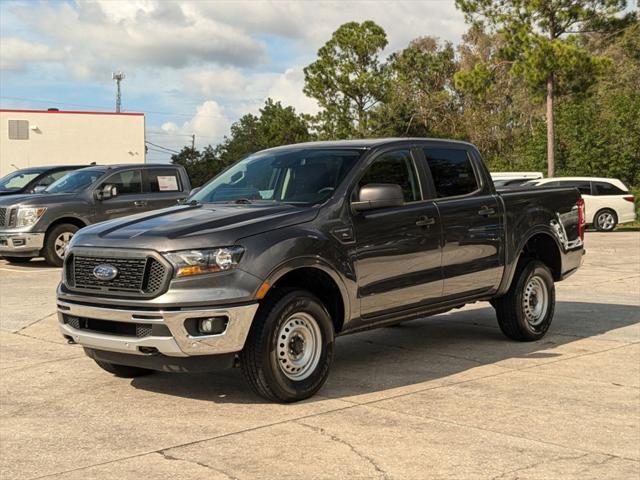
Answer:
[{"left": 93, "top": 264, "right": 118, "bottom": 281}]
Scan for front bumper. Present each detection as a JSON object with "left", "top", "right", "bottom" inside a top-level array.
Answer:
[
  {"left": 57, "top": 300, "right": 259, "bottom": 357},
  {"left": 0, "top": 231, "right": 44, "bottom": 256}
]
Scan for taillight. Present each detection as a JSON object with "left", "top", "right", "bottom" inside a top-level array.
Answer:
[
  {"left": 623, "top": 195, "right": 635, "bottom": 203},
  {"left": 576, "top": 197, "right": 585, "bottom": 241}
]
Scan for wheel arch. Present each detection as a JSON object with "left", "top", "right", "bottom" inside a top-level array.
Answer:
[
  {"left": 263, "top": 258, "right": 350, "bottom": 334},
  {"left": 497, "top": 229, "right": 563, "bottom": 296}
]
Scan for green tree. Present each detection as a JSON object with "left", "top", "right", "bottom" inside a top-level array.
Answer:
[
  {"left": 172, "top": 99, "right": 311, "bottom": 186},
  {"left": 455, "top": 0, "right": 630, "bottom": 177},
  {"left": 304, "top": 21, "right": 389, "bottom": 138},
  {"left": 374, "top": 36, "right": 460, "bottom": 138}
]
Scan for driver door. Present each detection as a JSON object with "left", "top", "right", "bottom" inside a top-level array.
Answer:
[
  {"left": 93, "top": 169, "right": 147, "bottom": 222},
  {"left": 351, "top": 149, "right": 443, "bottom": 318}
]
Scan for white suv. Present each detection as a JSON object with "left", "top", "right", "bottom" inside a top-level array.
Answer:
[{"left": 524, "top": 177, "right": 636, "bottom": 231}]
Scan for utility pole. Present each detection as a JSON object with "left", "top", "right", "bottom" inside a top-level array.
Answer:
[
  {"left": 112, "top": 72, "right": 125, "bottom": 112},
  {"left": 191, "top": 134, "right": 195, "bottom": 150}
]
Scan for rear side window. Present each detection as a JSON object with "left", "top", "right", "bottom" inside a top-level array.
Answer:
[
  {"left": 358, "top": 150, "right": 421, "bottom": 202},
  {"left": 103, "top": 170, "right": 142, "bottom": 195},
  {"left": 557, "top": 180, "right": 591, "bottom": 195},
  {"left": 423, "top": 148, "right": 478, "bottom": 198},
  {"left": 145, "top": 168, "right": 182, "bottom": 193},
  {"left": 592, "top": 181, "right": 627, "bottom": 195}
]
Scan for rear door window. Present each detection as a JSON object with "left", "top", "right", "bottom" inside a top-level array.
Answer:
[
  {"left": 557, "top": 180, "right": 592, "bottom": 195},
  {"left": 423, "top": 148, "right": 478, "bottom": 198},
  {"left": 102, "top": 170, "right": 143, "bottom": 195},
  {"left": 144, "top": 168, "right": 182, "bottom": 193},
  {"left": 592, "top": 181, "right": 627, "bottom": 195}
]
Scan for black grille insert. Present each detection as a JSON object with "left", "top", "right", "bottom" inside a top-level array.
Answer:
[
  {"left": 0, "top": 208, "right": 6, "bottom": 227},
  {"left": 66, "top": 253, "right": 169, "bottom": 297},
  {"left": 63, "top": 314, "right": 171, "bottom": 338}
]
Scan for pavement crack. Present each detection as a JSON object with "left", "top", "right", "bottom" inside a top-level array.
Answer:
[
  {"left": 156, "top": 450, "right": 240, "bottom": 480},
  {"left": 15, "top": 312, "right": 57, "bottom": 333},
  {"left": 296, "top": 421, "right": 390, "bottom": 480},
  {"left": 490, "top": 452, "right": 592, "bottom": 480}
]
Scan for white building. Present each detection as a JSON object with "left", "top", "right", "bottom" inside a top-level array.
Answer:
[{"left": 0, "top": 108, "right": 145, "bottom": 176}]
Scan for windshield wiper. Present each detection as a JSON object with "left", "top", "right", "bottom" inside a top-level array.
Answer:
[{"left": 228, "top": 198, "right": 253, "bottom": 204}]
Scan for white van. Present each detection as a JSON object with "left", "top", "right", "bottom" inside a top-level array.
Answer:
[{"left": 523, "top": 177, "right": 636, "bottom": 231}]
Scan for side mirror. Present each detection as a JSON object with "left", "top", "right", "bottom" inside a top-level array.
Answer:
[
  {"left": 352, "top": 183, "right": 404, "bottom": 212},
  {"left": 33, "top": 185, "right": 46, "bottom": 193},
  {"left": 95, "top": 184, "right": 118, "bottom": 200},
  {"left": 189, "top": 187, "right": 202, "bottom": 196}
]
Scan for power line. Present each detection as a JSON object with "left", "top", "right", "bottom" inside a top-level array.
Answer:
[{"left": 144, "top": 140, "right": 180, "bottom": 154}]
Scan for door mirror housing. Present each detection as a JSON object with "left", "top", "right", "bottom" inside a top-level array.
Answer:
[
  {"left": 352, "top": 183, "right": 404, "bottom": 212},
  {"left": 95, "top": 184, "right": 118, "bottom": 201},
  {"left": 32, "top": 185, "right": 46, "bottom": 193}
]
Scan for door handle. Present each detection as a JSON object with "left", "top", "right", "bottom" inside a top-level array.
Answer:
[
  {"left": 416, "top": 216, "right": 436, "bottom": 227},
  {"left": 478, "top": 206, "right": 495, "bottom": 216},
  {"left": 134, "top": 200, "right": 147, "bottom": 207}
]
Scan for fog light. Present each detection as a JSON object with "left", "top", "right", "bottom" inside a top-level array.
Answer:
[{"left": 198, "top": 316, "right": 228, "bottom": 335}]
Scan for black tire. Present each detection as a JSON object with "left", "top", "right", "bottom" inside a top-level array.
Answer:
[
  {"left": 594, "top": 209, "right": 617, "bottom": 232},
  {"left": 240, "top": 288, "right": 334, "bottom": 403},
  {"left": 494, "top": 260, "right": 555, "bottom": 341},
  {"left": 2, "top": 256, "right": 31, "bottom": 264},
  {"left": 93, "top": 359, "right": 154, "bottom": 378},
  {"left": 43, "top": 223, "right": 79, "bottom": 267}
]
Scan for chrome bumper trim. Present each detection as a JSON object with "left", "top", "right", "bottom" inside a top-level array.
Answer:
[
  {"left": 57, "top": 300, "right": 259, "bottom": 356},
  {"left": 0, "top": 232, "right": 45, "bottom": 253}
]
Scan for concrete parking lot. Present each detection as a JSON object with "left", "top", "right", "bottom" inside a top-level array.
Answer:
[{"left": 1, "top": 232, "right": 638, "bottom": 479}]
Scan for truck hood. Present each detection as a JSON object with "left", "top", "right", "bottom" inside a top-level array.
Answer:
[
  {"left": 0, "top": 193, "right": 72, "bottom": 207},
  {"left": 73, "top": 203, "right": 318, "bottom": 251}
]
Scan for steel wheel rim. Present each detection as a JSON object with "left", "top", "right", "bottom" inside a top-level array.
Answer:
[
  {"left": 597, "top": 212, "right": 614, "bottom": 230},
  {"left": 54, "top": 232, "right": 74, "bottom": 259},
  {"left": 276, "top": 312, "right": 322, "bottom": 381},
  {"left": 523, "top": 275, "right": 549, "bottom": 327}
]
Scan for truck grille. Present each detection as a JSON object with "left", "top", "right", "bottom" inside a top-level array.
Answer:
[
  {"left": 65, "top": 252, "right": 171, "bottom": 297},
  {"left": 0, "top": 208, "right": 6, "bottom": 227}
]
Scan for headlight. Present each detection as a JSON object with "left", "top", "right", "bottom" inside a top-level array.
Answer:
[
  {"left": 16, "top": 207, "right": 47, "bottom": 227},
  {"left": 164, "top": 247, "right": 244, "bottom": 278}
]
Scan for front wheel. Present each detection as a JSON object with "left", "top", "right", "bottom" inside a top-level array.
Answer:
[
  {"left": 594, "top": 209, "right": 617, "bottom": 232},
  {"left": 43, "top": 223, "right": 79, "bottom": 266},
  {"left": 494, "top": 260, "right": 555, "bottom": 341},
  {"left": 240, "top": 288, "right": 334, "bottom": 402}
]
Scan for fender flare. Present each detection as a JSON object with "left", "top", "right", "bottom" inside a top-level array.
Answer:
[
  {"left": 497, "top": 226, "right": 563, "bottom": 296},
  {"left": 263, "top": 255, "right": 352, "bottom": 327}
]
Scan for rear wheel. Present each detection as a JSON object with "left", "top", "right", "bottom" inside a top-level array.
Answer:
[
  {"left": 594, "top": 209, "right": 617, "bottom": 232},
  {"left": 43, "top": 223, "right": 78, "bottom": 266},
  {"left": 494, "top": 260, "right": 555, "bottom": 341},
  {"left": 93, "top": 360, "right": 154, "bottom": 378},
  {"left": 2, "top": 256, "right": 31, "bottom": 264},
  {"left": 241, "top": 288, "right": 334, "bottom": 402}
]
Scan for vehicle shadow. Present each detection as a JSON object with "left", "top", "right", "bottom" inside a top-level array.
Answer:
[
  {"left": 0, "top": 258, "right": 54, "bottom": 269},
  {"left": 130, "top": 301, "right": 639, "bottom": 404}
]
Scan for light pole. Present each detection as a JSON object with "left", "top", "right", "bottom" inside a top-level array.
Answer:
[{"left": 112, "top": 72, "right": 125, "bottom": 113}]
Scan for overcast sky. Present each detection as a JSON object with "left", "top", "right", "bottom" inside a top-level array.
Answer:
[{"left": 0, "top": 1, "right": 470, "bottom": 161}]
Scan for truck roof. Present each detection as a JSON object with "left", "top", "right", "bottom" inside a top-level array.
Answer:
[{"left": 262, "top": 138, "right": 476, "bottom": 152}]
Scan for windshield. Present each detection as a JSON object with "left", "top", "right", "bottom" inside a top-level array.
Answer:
[
  {"left": 45, "top": 169, "right": 105, "bottom": 194},
  {"left": 0, "top": 170, "right": 44, "bottom": 191},
  {"left": 191, "top": 148, "right": 363, "bottom": 206}
]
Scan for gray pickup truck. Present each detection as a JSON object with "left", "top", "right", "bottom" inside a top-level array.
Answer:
[
  {"left": 57, "top": 139, "right": 585, "bottom": 402},
  {"left": 0, "top": 164, "right": 190, "bottom": 266}
]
